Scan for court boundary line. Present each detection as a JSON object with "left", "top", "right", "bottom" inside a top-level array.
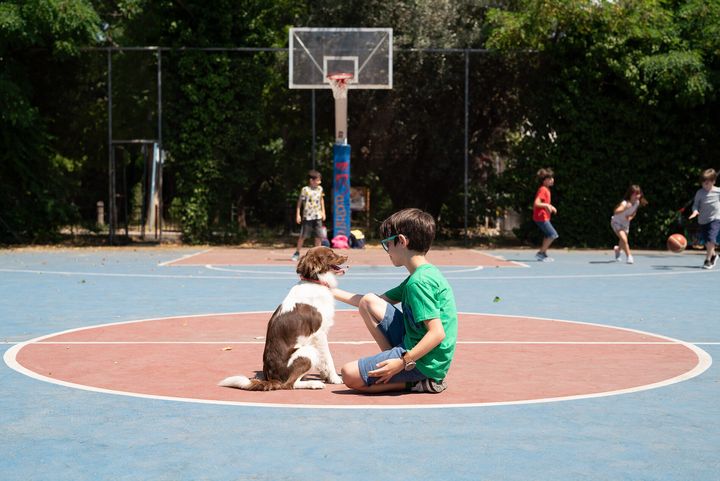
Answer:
[
  {"left": 158, "top": 247, "right": 525, "bottom": 269},
  {"left": 2, "top": 266, "right": 718, "bottom": 281},
  {"left": 473, "top": 249, "right": 529, "bottom": 268},
  {"left": 3, "top": 310, "right": 713, "bottom": 410},
  {"left": 157, "top": 248, "right": 212, "bottom": 267}
]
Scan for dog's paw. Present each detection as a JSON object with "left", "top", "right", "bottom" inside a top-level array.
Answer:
[
  {"left": 326, "top": 374, "right": 343, "bottom": 384},
  {"left": 306, "top": 380, "right": 326, "bottom": 389},
  {"left": 294, "top": 380, "right": 325, "bottom": 389}
]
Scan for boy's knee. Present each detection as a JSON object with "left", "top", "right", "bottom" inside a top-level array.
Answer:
[
  {"left": 358, "top": 293, "right": 384, "bottom": 313},
  {"left": 341, "top": 362, "right": 365, "bottom": 390},
  {"left": 359, "top": 292, "right": 379, "bottom": 305},
  {"left": 358, "top": 293, "right": 386, "bottom": 323}
]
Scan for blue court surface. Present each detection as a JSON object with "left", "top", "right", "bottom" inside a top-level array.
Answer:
[{"left": 1, "top": 247, "right": 719, "bottom": 481}]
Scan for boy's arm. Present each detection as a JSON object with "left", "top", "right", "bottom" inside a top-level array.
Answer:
[
  {"left": 689, "top": 192, "right": 700, "bottom": 219},
  {"left": 321, "top": 192, "right": 326, "bottom": 221},
  {"left": 404, "top": 318, "right": 445, "bottom": 363},
  {"left": 331, "top": 288, "right": 393, "bottom": 307},
  {"left": 295, "top": 195, "right": 303, "bottom": 223},
  {"left": 534, "top": 195, "right": 556, "bottom": 214},
  {"left": 368, "top": 318, "right": 445, "bottom": 383}
]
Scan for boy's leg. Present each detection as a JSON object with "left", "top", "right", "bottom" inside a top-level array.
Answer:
[
  {"left": 342, "top": 346, "right": 426, "bottom": 393},
  {"left": 535, "top": 221, "right": 558, "bottom": 257},
  {"left": 699, "top": 221, "right": 719, "bottom": 268},
  {"left": 540, "top": 235, "right": 555, "bottom": 253},
  {"left": 340, "top": 361, "right": 407, "bottom": 392},
  {"left": 358, "top": 294, "right": 396, "bottom": 351},
  {"left": 293, "top": 221, "right": 307, "bottom": 260},
  {"left": 707, "top": 221, "right": 719, "bottom": 265}
]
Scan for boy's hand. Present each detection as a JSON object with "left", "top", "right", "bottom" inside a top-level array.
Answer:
[
  {"left": 548, "top": 205, "right": 557, "bottom": 214},
  {"left": 368, "top": 358, "right": 404, "bottom": 383},
  {"left": 296, "top": 214, "right": 301, "bottom": 224}
]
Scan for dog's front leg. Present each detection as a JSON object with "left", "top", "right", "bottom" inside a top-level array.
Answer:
[{"left": 313, "top": 331, "right": 343, "bottom": 384}]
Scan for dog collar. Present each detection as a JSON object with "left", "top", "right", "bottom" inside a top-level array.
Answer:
[{"left": 300, "top": 277, "right": 331, "bottom": 288}]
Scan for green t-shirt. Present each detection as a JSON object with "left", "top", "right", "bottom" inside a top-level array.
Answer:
[{"left": 383, "top": 263, "right": 458, "bottom": 380}]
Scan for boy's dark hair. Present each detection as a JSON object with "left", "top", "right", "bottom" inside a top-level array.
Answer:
[
  {"left": 379, "top": 208, "right": 436, "bottom": 254},
  {"left": 537, "top": 168, "right": 554, "bottom": 183},
  {"left": 308, "top": 169, "right": 321, "bottom": 180},
  {"left": 701, "top": 168, "right": 717, "bottom": 183}
]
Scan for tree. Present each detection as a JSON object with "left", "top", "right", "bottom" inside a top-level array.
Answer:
[
  {"left": 486, "top": 0, "right": 720, "bottom": 247},
  {"left": 0, "top": 0, "right": 101, "bottom": 243},
  {"left": 110, "top": 0, "right": 308, "bottom": 243}
]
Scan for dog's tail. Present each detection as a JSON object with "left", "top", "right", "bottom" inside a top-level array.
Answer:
[{"left": 218, "top": 375, "right": 285, "bottom": 391}]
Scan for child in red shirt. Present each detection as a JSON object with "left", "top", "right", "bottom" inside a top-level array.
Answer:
[{"left": 533, "top": 168, "right": 558, "bottom": 262}]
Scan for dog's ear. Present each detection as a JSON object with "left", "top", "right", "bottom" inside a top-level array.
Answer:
[{"left": 296, "top": 247, "right": 324, "bottom": 279}]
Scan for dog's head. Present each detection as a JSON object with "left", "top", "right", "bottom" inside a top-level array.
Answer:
[{"left": 296, "top": 247, "right": 348, "bottom": 287}]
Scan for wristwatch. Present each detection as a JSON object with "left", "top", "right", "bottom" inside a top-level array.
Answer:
[{"left": 402, "top": 352, "right": 416, "bottom": 371}]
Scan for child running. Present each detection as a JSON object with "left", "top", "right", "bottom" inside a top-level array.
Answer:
[
  {"left": 688, "top": 168, "right": 720, "bottom": 269},
  {"left": 533, "top": 168, "right": 558, "bottom": 262},
  {"left": 611, "top": 184, "right": 648, "bottom": 264}
]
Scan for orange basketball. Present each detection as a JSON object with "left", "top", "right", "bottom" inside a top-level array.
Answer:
[{"left": 667, "top": 233, "right": 687, "bottom": 253}]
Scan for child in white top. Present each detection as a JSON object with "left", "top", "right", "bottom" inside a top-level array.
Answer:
[
  {"left": 688, "top": 169, "right": 720, "bottom": 269},
  {"left": 611, "top": 185, "right": 647, "bottom": 264},
  {"left": 292, "top": 170, "right": 326, "bottom": 261}
]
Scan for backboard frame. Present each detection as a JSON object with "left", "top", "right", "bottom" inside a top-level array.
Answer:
[{"left": 289, "top": 27, "right": 393, "bottom": 90}]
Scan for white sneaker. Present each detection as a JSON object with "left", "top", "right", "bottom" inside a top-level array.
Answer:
[
  {"left": 613, "top": 245, "right": 621, "bottom": 262},
  {"left": 626, "top": 255, "right": 634, "bottom": 264},
  {"left": 291, "top": 251, "right": 300, "bottom": 262}
]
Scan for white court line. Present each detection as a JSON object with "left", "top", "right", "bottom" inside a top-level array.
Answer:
[
  {"left": 473, "top": 250, "right": 530, "bottom": 268},
  {"left": 157, "top": 249, "right": 213, "bottom": 267},
  {"left": 204, "top": 264, "right": 485, "bottom": 275},
  {"left": 2, "top": 266, "right": 717, "bottom": 281},
  {"left": 3, "top": 310, "right": 713, "bottom": 410}
]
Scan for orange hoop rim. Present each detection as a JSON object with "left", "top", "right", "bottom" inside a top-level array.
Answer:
[{"left": 327, "top": 72, "right": 354, "bottom": 83}]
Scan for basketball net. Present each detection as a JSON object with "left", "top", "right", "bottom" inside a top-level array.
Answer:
[
  {"left": 327, "top": 72, "right": 352, "bottom": 100},
  {"left": 328, "top": 73, "right": 353, "bottom": 144}
]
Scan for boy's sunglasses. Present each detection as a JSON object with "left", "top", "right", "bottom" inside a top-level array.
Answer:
[{"left": 380, "top": 234, "right": 400, "bottom": 252}]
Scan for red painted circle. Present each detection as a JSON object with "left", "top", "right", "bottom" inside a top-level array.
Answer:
[{"left": 11, "top": 312, "right": 704, "bottom": 407}]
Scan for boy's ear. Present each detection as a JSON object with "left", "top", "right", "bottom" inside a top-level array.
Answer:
[{"left": 398, "top": 234, "right": 409, "bottom": 248}]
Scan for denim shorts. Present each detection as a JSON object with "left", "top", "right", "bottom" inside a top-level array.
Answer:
[
  {"left": 300, "top": 219, "right": 324, "bottom": 239},
  {"left": 698, "top": 219, "right": 720, "bottom": 245},
  {"left": 535, "top": 220, "right": 559, "bottom": 240},
  {"left": 357, "top": 304, "right": 427, "bottom": 386}
]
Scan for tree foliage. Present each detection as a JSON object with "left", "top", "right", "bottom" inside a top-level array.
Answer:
[
  {"left": 486, "top": 0, "right": 720, "bottom": 247},
  {"left": 2, "top": 0, "right": 719, "bottom": 246},
  {"left": 0, "top": 0, "right": 100, "bottom": 242}
]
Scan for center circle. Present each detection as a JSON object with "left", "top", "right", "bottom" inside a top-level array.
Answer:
[{"left": 5, "top": 311, "right": 709, "bottom": 409}]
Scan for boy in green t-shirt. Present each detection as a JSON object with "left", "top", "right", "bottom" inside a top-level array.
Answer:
[{"left": 331, "top": 208, "right": 458, "bottom": 393}]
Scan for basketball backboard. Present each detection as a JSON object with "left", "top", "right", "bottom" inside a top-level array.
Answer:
[{"left": 289, "top": 28, "right": 393, "bottom": 89}]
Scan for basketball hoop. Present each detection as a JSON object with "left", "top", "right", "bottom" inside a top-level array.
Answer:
[{"left": 327, "top": 72, "right": 353, "bottom": 100}]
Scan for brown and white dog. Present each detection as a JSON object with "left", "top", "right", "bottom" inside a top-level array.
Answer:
[{"left": 219, "top": 246, "right": 348, "bottom": 390}]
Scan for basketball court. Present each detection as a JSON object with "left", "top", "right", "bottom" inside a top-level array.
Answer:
[
  {"left": 1, "top": 246, "right": 718, "bottom": 480},
  {"left": 3, "top": 22, "right": 719, "bottom": 481}
]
